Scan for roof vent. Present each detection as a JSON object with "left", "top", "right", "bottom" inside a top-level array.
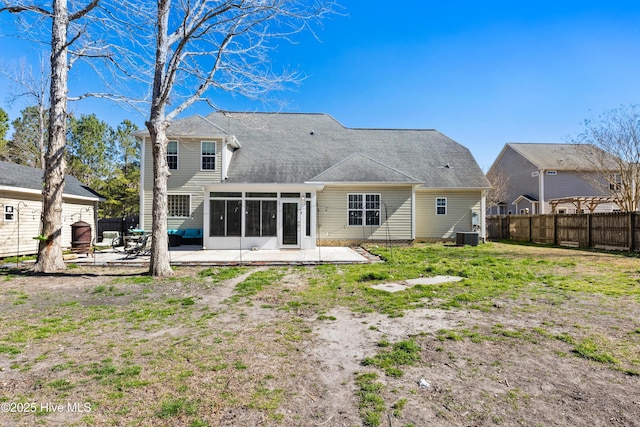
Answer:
[{"left": 310, "top": 130, "right": 315, "bottom": 135}]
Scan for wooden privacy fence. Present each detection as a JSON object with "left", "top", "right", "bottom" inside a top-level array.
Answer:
[
  {"left": 486, "top": 212, "right": 640, "bottom": 251},
  {"left": 97, "top": 216, "right": 139, "bottom": 242}
]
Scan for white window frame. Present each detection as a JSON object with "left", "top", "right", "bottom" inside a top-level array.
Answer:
[
  {"left": 348, "top": 193, "right": 381, "bottom": 226},
  {"left": 201, "top": 141, "right": 216, "bottom": 171},
  {"left": 167, "top": 194, "right": 191, "bottom": 218},
  {"left": 4, "top": 205, "right": 15, "bottom": 221},
  {"left": 167, "top": 140, "right": 179, "bottom": 170},
  {"left": 610, "top": 173, "right": 622, "bottom": 191},
  {"left": 436, "top": 197, "right": 447, "bottom": 215},
  {"left": 546, "top": 170, "right": 557, "bottom": 176}
]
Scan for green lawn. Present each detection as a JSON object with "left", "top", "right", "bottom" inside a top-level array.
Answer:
[{"left": 0, "top": 242, "right": 639, "bottom": 426}]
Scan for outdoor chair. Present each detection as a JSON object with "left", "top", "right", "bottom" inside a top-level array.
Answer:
[
  {"left": 102, "top": 231, "right": 122, "bottom": 253},
  {"left": 124, "top": 234, "right": 152, "bottom": 259},
  {"left": 182, "top": 228, "right": 203, "bottom": 245}
]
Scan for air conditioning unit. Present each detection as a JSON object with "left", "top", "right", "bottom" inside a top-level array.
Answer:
[{"left": 456, "top": 232, "right": 479, "bottom": 246}]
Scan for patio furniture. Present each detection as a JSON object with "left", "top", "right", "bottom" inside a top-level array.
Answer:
[
  {"left": 168, "top": 229, "right": 185, "bottom": 247},
  {"left": 124, "top": 234, "right": 152, "bottom": 258},
  {"left": 102, "top": 231, "right": 122, "bottom": 252},
  {"left": 182, "top": 228, "right": 202, "bottom": 245}
]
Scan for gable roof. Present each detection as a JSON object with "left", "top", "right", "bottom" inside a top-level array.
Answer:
[
  {"left": 0, "top": 161, "right": 103, "bottom": 201},
  {"left": 309, "top": 153, "right": 421, "bottom": 183},
  {"left": 196, "top": 112, "right": 489, "bottom": 189},
  {"left": 502, "top": 143, "right": 609, "bottom": 171}
]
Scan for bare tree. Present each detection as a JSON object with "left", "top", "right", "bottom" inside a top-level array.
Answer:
[
  {"left": 1, "top": 0, "right": 152, "bottom": 272},
  {"left": 143, "top": 0, "right": 337, "bottom": 276},
  {"left": 486, "top": 168, "right": 510, "bottom": 214},
  {"left": 1, "top": 55, "right": 50, "bottom": 168},
  {"left": 1, "top": 0, "right": 102, "bottom": 272},
  {"left": 571, "top": 104, "right": 640, "bottom": 212}
]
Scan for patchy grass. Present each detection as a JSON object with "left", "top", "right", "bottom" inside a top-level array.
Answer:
[
  {"left": 362, "top": 339, "right": 422, "bottom": 378},
  {"left": 355, "top": 372, "right": 386, "bottom": 427},
  {"left": 0, "top": 243, "right": 639, "bottom": 426}
]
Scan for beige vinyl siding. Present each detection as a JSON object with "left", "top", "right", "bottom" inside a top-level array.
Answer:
[
  {"left": 316, "top": 185, "right": 413, "bottom": 241},
  {"left": 0, "top": 192, "right": 96, "bottom": 257},
  {"left": 415, "top": 190, "right": 482, "bottom": 239},
  {"left": 0, "top": 193, "right": 42, "bottom": 257},
  {"left": 142, "top": 138, "right": 223, "bottom": 231}
]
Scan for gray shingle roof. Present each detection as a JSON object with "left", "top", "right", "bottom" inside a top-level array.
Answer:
[
  {"left": 309, "top": 153, "right": 421, "bottom": 183},
  {"left": 134, "top": 115, "right": 228, "bottom": 139},
  {"left": 0, "top": 161, "right": 102, "bottom": 200},
  {"left": 200, "top": 112, "right": 489, "bottom": 189},
  {"left": 506, "top": 143, "right": 611, "bottom": 171}
]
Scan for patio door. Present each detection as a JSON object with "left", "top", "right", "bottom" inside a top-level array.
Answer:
[{"left": 282, "top": 202, "right": 299, "bottom": 247}]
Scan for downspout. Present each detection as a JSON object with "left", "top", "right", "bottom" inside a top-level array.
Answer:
[
  {"left": 139, "top": 136, "right": 145, "bottom": 229},
  {"left": 539, "top": 169, "right": 545, "bottom": 214},
  {"left": 481, "top": 191, "right": 487, "bottom": 242},
  {"left": 411, "top": 186, "right": 416, "bottom": 240}
]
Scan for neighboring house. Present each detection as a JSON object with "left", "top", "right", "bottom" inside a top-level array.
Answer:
[
  {"left": 137, "top": 112, "right": 490, "bottom": 250},
  {"left": 487, "top": 143, "right": 619, "bottom": 215},
  {"left": 0, "top": 161, "right": 103, "bottom": 257}
]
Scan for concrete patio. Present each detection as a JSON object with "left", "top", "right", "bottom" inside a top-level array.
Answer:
[{"left": 62, "top": 245, "right": 376, "bottom": 267}]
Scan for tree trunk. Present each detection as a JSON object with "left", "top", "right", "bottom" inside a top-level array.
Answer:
[
  {"left": 145, "top": 0, "right": 173, "bottom": 277},
  {"left": 33, "top": 0, "right": 68, "bottom": 273},
  {"left": 38, "top": 102, "right": 46, "bottom": 169},
  {"left": 147, "top": 119, "right": 173, "bottom": 277}
]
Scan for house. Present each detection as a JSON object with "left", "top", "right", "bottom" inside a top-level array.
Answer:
[
  {"left": 0, "top": 161, "right": 102, "bottom": 257},
  {"left": 137, "top": 112, "right": 490, "bottom": 250},
  {"left": 487, "top": 143, "right": 620, "bottom": 215}
]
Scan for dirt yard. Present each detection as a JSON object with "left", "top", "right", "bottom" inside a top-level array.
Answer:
[{"left": 1, "top": 244, "right": 639, "bottom": 426}]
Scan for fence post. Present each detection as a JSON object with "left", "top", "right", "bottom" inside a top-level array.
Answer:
[
  {"left": 553, "top": 214, "right": 558, "bottom": 246},
  {"left": 630, "top": 212, "right": 636, "bottom": 251},
  {"left": 587, "top": 214, "right": 592, "bottom": 249},
  {"left": 529, "top": 215, "right": 533, "bottom": 243}
]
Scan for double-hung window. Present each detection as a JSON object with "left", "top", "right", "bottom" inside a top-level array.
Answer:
[
  {"left": 168, "top": 194, "right": 190, "bottom": 218},
  {"left": 348, "top": 194, "right": 381, "bottom": 226},
  {"left": 436, "top": 197, "right": 447, "bottom": 215},
  {"left": 201, "top": 141, "right": 216, "bottom": 170},
  {"left": 610, "top": 174, "right": 622, "bottom": 191},
  {"left": 167, "top": 141, "right": 178, "bottom": 170}
]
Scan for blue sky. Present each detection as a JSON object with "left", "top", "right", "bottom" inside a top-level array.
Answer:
[{"left": 2, "top": 1, "right": 640, "bottom": 170}]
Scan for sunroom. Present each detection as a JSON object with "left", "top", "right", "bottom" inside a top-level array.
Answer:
[{"left": 202, "top": 184, "right": 320, "bottom": 250}]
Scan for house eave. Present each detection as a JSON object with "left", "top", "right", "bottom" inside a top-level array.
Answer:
[
  {"left": 305, "top": 181, "right": 421, "bottom": 187},
  {"left": 203, "top": 182, "right": 324, "bottom": 191},
  {"left": 416, "top": 185, "right": 492, "bottom": 191},
  {"left": 0, "top": 184, "right": 101, "bottom": 202}
]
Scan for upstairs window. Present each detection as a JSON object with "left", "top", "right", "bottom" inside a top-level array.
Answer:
[
  {"left": 436, "top": 197, "right": 447, "bottom": 215},
  {"left": 610, "top": 174, "right": 622, "bottom": 191},
  {"left": 201, "top": 141, "right": 216, "bottom": 170},
  {"left": 167, "top": 141, "right": 178, "bottom": 170}
]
